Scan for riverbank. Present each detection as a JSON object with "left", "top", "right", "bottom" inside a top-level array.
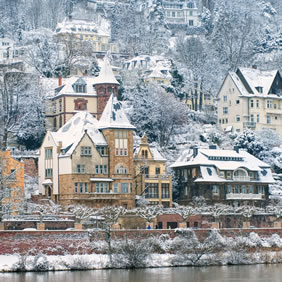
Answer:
[
  {"left": 1, "top": 229, "right": 282, "bottom": 272},
  {"left": 0, "top": 251, "right": 282, "bottom": 272}
]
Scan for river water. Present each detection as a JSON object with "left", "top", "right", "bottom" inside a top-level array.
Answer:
[{"left": 0, "top": 265, "right": 282, "bottom": 282}]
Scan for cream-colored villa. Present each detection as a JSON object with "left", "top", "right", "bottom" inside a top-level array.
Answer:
[{"left": 217, "top": 67, "right": 282, "bottom": 136}]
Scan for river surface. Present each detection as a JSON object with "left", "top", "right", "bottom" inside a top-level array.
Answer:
[{"left": 0, "top": 265, "right": 282, "bottom": 282}]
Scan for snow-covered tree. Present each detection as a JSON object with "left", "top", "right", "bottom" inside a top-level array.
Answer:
[
  {"left": 67, "top": 204, "right": 95, "bottom": 223},
  {"left": 136, "top": 205, "right": 163, "bottom": 223},
  {"left": 0, "top": 70, "right": 45, "bottom": 150}
]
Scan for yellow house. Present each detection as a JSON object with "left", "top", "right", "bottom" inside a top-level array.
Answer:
[
  {"left": 134, "top": 136, "right": 172, "bottom": 208},
  {"left": 217, "top": 67, "right": 282, "bottom": 136},
  {"left": 55, "top": 18, "right": 119, "bottom": 55},
  {"left": 0, "top": 151, "right": 24, "bottom": 215}
]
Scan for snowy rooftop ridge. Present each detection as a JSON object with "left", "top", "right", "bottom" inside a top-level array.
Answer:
[{"left": 99, "top": 94, "right": 136, "bottom": 130}]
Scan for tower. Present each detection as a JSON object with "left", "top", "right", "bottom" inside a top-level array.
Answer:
[{"left": 94, "top": 56, "right": 119, "bottom": 119}]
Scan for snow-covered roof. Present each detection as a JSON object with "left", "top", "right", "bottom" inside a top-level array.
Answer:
[
  {"left": 93, "top": 56, "right": 119, "bottom": 85},
  {"left": 171, "top": 148, "right": 270, "bottom": 170},
  {"left": 123, "top": 55, "right": 170, "bottom": 71},
  {"left": 55, "top": 76, "right": 97, "bottom": 97},
  {"left": 229, "top": 68, "right": 280, "bottom": 97},
  {"left": 51, "top": 111, "right": 107, "bottom": 157},
  {"left": 239, "top": 67, "right": 278, "bottom": 96},
  {"left": 55, "top": 18, "right": 110, "bottom": 37},
  {"left": 99, "top": 95, "right": 136, "bottom": 130}
]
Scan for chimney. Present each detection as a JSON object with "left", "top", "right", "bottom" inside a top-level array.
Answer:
[
  {"left": 234, "top": 146, "right": 239, "bottom": 153},
  {"left": 193, "top": 147, "right": 198, "bottom": 158},
  {"left": 209, "top": 144, "right": 217, "bottom": 150},
  {"left": 58, "top": 76, "right": 62, "bottom": 86}
]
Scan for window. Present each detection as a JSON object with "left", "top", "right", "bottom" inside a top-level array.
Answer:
[
  {"left": 227, "top": 171, "right": 231, "bottom": 178},
  {"left": 74, "top": 98, "right": 88, "bottom": 110},
  {"left": 59, "top": 99, "right": 62, "bottom": 112},
  {"left": 45, "top": 148, "right": 52, "bottom": 159},
  {"left": 248, "top": 185, "right": 253, "bottom": 193},
  {"left": 81, "top": 146, "right": 91, "bottom": 156},
  {"left": 223, "top": 107, "right": 228, "bottom": 114},
  {"left": 104, "top": 165, "right": 108, "bottom": 174},
  {"left": 189, "top": 20, "right": 194, "bottom": 26},
  {"left": 212, "top": 185, "right": 219, "bottom": 195},
  {"left": 80, "top": 183, "right": 83, "bottom": 193},
  {"left": 250, "top": 100, "right": 254, "bottom": 108},
  {"left": 121, "top": 183, "right": 129, "bottom": 193},
  {"left": 96, "top": 183, "right": 108, "bottom": 193},
  {"left": 77, "top": 164, "right": 85, "bottom": 173},
  {"left": 116, "top": 165, "right": 127, "bottom": 174},
  {"left": 227, "top": 185, "right": 232, "bottom": 194},
  {"left": 155, "top": 167, "right": 160, "bottom": 175},
  {"left": 257, "top": 114, "right": 260, "bottom": 123},
  {"left": 45, "top": 168, "right": 53, "bottom": 178},
  {"left": 141, "top": 150, "right": 148, "bottom": 158},
  {"left": 236, "top": 100, "right": 240, "bottom": 104},
  {"left": 235, "top": 185, "right": 239, "bottom": 193},
  {"left": 275, "top": 116, "right": 278, "bottom": 120},
  {"left": 188, "top": 2, "right": 194, "bottom": 8},
  {"left": 256, "top": 100, "right": 259, "bottom": 108},
  {"left": 250, "top": 114, "right": 254, "bottom": 122},
  {"left": 219, "top": 171, "right": 224, "bottom": 178},
  {"left": 257, "top": 186, "right": 264, "bottom": 194},
  {"left": 146, "top": 183, "right": 158, "bottom": 198},
  {"left": 236, "top": 115, "right": 240, "bottom": 122},
  {"left": 267, "top": 115, "right": 271, "bottom": 124},
  {"left": 115, "top": 130, "right": 128, "bottom": 156},
  {"left": 161, "top": 183, "right": 170, "bottom": 199},
  {"left": 74, "top": 183, "right": 78, "bottom": 193},
  {"left": 267, "top": 100, "right": 272, "bottom": 108},
  {"left": 113, "top": 183, "right": 118, "bottom": 193},
  {"left": 97, "top": 146, "right": 108, "bottom": 156},
  {"left": 241, "top": 185, "right": 246, "bottom": 193},
  {"left": 223, "top": 96, "right": 227, "bottom": 102}
]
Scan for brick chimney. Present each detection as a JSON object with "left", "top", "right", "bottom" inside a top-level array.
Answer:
[{"left": 58, "top": 76, "right": 62, "bottom": 86}]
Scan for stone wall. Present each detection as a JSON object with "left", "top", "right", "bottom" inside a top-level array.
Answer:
[{"left": 1, "top": 228, "right": 282, "bottom": 255}]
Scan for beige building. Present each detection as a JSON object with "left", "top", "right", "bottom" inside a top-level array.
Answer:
[
  {"left": 39, "top": 95, "right": 136, "bottom": 209},
  {"left": 134, "top": 135, "right": 172, "bottom": 207},
  {"left": 217, "top": 67, "right": 282, "bottom": 135},
  {"left": 55, "top": 18, "right": 119, "bottom": 55},
  {"left": 45, "top": 56, "right": 119, "bottom": 131}
]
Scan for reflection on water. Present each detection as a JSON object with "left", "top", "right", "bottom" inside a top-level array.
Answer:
[{"left": 1, "top": 265, "right": 282, "bottom": 282}]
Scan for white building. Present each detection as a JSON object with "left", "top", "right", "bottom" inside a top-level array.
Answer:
[{"left": 162, "top": 0, "right": 200, "bottom": 26}]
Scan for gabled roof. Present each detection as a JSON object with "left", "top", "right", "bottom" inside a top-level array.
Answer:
[
  {"left": 99, "top": 94, "right": 136, "bottom": 130},
  {"left": 93, "top": 56, "right": 119, "bottom": 85},
  {"left": 226, "top": 67, "right": 280, "bottom": 97},
  {"left": 51, "top": 111, "right": 107, "bottom": 157}
]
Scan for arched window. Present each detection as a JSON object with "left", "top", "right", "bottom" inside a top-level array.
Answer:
[
  {"left": 233, "top": 168, "right": 248, "bottom": 180},
  {"left": 116, "top": 165, "right": 128, "bottom": 174}
]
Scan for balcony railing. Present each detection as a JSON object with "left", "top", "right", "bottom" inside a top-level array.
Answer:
[
  {"left": 233, "top": 176, "right": 250, "bottom": 182},
  {"left": 144, "top": 174, "right": 170, "bottom": 180},
  {"left": 226, "top": 193, "right": 263, "bottom": 200},
  {"left": 243, "top": 122, "right": 256, "bottom": 128}
]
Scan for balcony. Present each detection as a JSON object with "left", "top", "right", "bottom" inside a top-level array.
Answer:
[
  {"left": 144, "top": 174, "right": 170, "bottom": 180},
  {"left": 226, "top": 193, "right": 263, "bottom": 200},
  {"left": 243, "top": 122, "right": 256, "bottom": 128},
  {"left": 233, "top": 176, "right": 250, "bottom": 182}
]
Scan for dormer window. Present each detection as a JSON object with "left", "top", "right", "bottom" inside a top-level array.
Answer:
[
  {"left": 255, "top": 86, "right": 263, "bottom": 93},
  {"left": 72, "top": 78, "right": 87, "bottom": 93}
]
